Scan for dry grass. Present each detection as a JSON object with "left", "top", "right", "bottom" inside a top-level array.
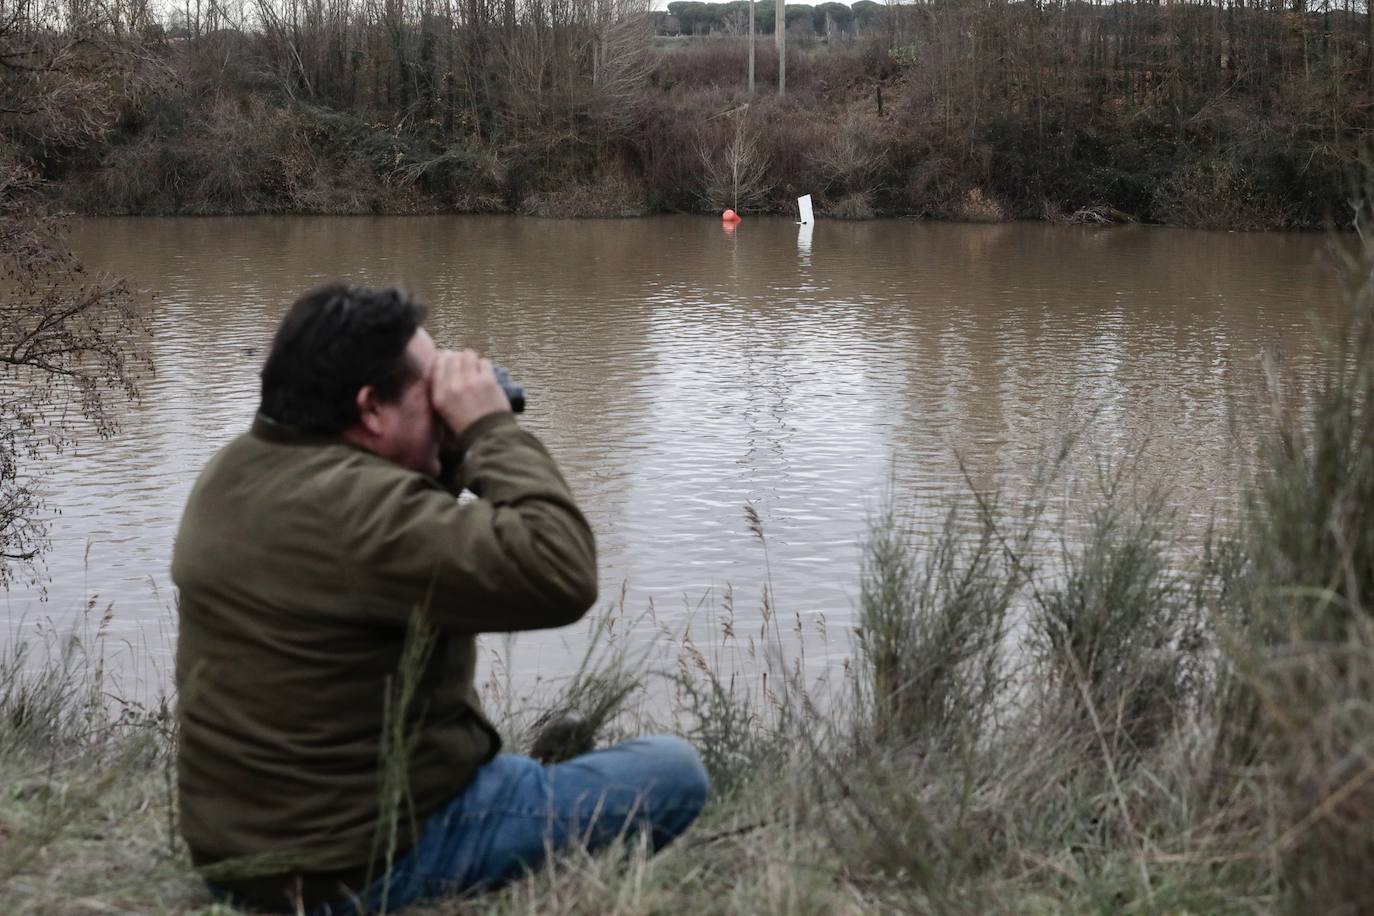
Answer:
[
  {"left": 823, "top": 192, "right": 875, "bottom": 220},
  {"left": 948, "top": 188, "right": 1008, "bottom": 223},
  {"left": 517, "top": 172, "right": 651, "bottom": 219}
]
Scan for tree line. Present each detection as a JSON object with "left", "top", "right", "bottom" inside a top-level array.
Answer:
[{"left": 1, "top": 0, "right": 1371, "bottom": 222}]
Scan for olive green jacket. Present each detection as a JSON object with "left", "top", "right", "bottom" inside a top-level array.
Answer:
[{"left": 171, "top": 411, "right": 597, "bottom": 906}]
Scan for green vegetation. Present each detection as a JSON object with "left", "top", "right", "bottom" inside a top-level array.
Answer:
[
  {"left": 5, "top": 221, "right": 1374, "bottom": 913},
  {"left": 0, "top": 0, "right": 1368, "bottom": 225}
]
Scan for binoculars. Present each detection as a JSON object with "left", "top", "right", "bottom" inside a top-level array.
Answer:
[{"left": 492, "top": 365, "right": 526, "bottom": 414}]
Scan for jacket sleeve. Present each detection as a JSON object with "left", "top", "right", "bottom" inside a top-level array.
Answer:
[{"left": 332, "top": 414, "right": 598, "bottom": 632}]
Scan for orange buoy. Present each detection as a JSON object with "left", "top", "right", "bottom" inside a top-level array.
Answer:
[{"left": 721, "top": 209, "right": 741, "bottom": 223}]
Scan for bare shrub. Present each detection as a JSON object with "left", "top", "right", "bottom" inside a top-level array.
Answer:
[
  {"left": 589, "top": 1, "right": 657, "bottom": 131},
  {"left": 0, "top": 20, "right": 125, "bottom": 158},
  {"left": 651, "top": 41, "right": 818, "bottom": 94},
  {"left": 497, "top": 0, "right": 654, "bottom": 172},
  {"left": 1029, "top": 485, "right": 1206, "bottom": 761},
  {"left": 825, "top": 191, "right": 874, "bottom": 220},
  {"left": 756, "top": 100, "right": 827, "bottom": 203},
  {"left": 948, "top": 187, "right": 1006, "bottom": 223},
  {"left": 697, "top": 106, "right": 771, "bottom": 213},
  {"left": 906, "top": 153, "right": 964, "bottom": 216},
  {"left": 396, "top": 138, "right": 508, "bottom": 208},
  {"left": 518, "top": 171, "right": 649, "bottom": 218},
  {"left": 0, "top": 158, "right": 151, "bottom": 584},
  {"left": 1068, "top": 206, "right": 1116, "bottom": 225},
  {"left": 77, "top": 96, "right": 432, "bottom": 215},
  {"left": 0, "top": 6, "right": 153, "bottom": 584},
  {"left": 288, "top": 157, "right": 415, "bottom": 215},
  {"left": 809, "top": 111, "right": 883, "bottom": 198},
  {"left": 1155, "top": 161, "right": 1295, "bottom": 231},
  {"left": 856, "top": 494, "right": 1022, "bottom": 748},
  {"left": 652, "top": 39, "right": 759, "bottom": 90},
  {"left": 80, "top": 97, "right": 305, "bottom": 214}
]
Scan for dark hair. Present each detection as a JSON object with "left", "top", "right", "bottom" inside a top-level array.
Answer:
[{"left": 259, "top": 284, "right": 428, "bottom": 433}]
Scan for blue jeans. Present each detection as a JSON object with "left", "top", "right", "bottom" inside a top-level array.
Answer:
[{"left": 334, "top": 735, "right": 708, "bottom": 913}]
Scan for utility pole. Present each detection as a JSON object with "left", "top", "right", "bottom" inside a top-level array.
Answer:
[
  {"left": 748, "top": 0, "right": 755, "bottom": 94},
  {"left": 775, "top": 0, "right": 785, "bottom": 96}
]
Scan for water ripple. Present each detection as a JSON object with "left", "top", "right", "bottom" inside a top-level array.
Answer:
[{"left": 5, "top": 215, "right": 1345, "bottom": 680}]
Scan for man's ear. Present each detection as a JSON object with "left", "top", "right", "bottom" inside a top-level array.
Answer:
[{"left": 354, "top": 385, "right": 385, "bottom": 436}]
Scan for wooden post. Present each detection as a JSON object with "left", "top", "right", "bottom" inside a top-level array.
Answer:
[
  {"left": 775, "top": 0, "right": 785, "bottom": 95},
  {"left": 749, "top": 0, "right": 755, "bottom": 94}
]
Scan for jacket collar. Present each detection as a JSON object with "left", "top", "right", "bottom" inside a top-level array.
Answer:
[{"left": 250, "top": 412, "right": 349, "bottom": 447}]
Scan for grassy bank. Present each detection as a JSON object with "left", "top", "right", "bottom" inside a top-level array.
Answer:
[{"left": 6, "top": 231, "right": 1374, "bottom": 913}]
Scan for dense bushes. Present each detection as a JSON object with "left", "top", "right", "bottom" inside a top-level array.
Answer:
[{"left": 7, "top": 0, "right": 1368, "bottom": 226}]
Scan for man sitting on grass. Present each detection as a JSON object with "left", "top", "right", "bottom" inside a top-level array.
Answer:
[{"left": 171, "top": 283, "right": 709, "bottom": 914}]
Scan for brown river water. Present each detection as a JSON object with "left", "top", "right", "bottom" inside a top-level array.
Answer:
[{"left": 0, "top": 215, "right": 1349, "bottom": 693}]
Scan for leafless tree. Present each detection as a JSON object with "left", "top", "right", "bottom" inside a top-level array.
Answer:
[
  {"left": 0, "top": 160, "right": 151, "bottom": 587},
  {"left": 698, "top": 105, "right": 770, "bottom": 213},
  {"left": 0, "top": 0, "right": 153, "bottom": 586}
]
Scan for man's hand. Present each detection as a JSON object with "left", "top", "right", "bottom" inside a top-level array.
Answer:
[{"left": 430, "top": 349, "right": 512, "bottom": 437}]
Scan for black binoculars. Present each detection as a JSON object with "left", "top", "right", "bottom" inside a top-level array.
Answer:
[{"left": 492, "top": 365, "right": 526, "bottom": 414}]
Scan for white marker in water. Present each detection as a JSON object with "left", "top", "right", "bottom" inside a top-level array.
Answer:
[{"left": 797, "top": 194, "right": 814, "bottom": 225}]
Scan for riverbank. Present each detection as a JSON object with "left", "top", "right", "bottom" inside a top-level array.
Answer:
[
  {"left": 6, "top": 268, "right": 1374, "bottom": 913},
  {"left": 8, "top": 4, "right": 1367, "bottom": 230},
  {"left": 44, "top": 43, "right": 1355, "bottom": 230}
]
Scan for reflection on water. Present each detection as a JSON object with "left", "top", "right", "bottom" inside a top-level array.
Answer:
[{"left": 2, "top": 215, "right": 1347, "bottom": 682}]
